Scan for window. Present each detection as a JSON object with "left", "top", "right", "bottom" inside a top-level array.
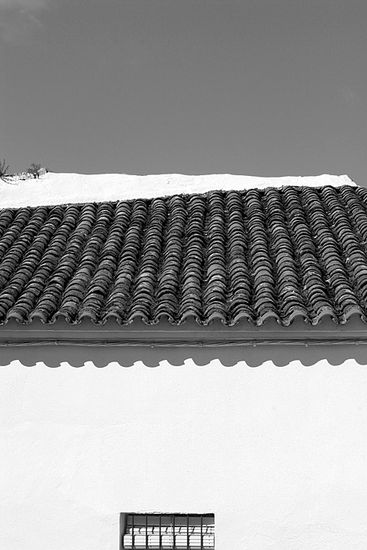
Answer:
[{"left": 120, "top": 513, "right": 215, "bottom": 549}]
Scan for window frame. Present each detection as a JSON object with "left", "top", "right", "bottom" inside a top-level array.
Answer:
[{"left": 119, "top": 512, "right": 215, "bottom": 550}]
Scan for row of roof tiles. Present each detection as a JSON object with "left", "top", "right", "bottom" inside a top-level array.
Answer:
[{"left": 0, "top": 185, "right": 366, "bottom": 326}]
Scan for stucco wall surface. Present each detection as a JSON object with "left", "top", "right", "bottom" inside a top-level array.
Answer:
[{"left": 1, "top": 359, "right": 367, "bottom": 550}]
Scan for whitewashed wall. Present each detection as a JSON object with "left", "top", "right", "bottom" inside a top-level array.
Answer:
[{"left": 1, "top": 358, "right": 367, "bottom": 550}]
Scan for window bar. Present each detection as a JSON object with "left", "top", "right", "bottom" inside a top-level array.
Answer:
[
  {"left": 187, "top": 514, "right": 190, "bottom": 550},
  {"left": 200, "top": 515, "right": 203, "bottom": 550},
  {"left": 120, "top": 513, "right": 126, "bottom": 550},
  {"left": 145, "top": 514, "right": 149, "bottom": 549},
  {"left": 212, "top": 517, "right": 215, "bottom": 550},
  {"left": 173, "top": 514, "right": 176, "bottom": 550},
  {"left": 132, "top": 514, "right": 135, "bottom": 550},
  {"left": 159, "top": 514, "right": 162, "bottom": 550}
]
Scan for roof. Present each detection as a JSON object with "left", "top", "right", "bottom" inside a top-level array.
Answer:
[{"left": 0, "top": 181, "right": 366, "bottom": 328}]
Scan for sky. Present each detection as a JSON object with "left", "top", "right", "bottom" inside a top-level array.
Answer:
[{"left": 0, "top": 0, "right": 366, "bottom": 183}]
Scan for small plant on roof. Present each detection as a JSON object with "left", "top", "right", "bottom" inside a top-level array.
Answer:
[
  {"left": 27, "top": 163, "right": 42, "bottom": 179},
  {"left": 0, "top": 158, "right": 11, "bottom": 182}
]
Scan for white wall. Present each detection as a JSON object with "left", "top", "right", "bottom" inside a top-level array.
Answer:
[{"left": 1, "top": 358, "right": 367, "bottom": 550}]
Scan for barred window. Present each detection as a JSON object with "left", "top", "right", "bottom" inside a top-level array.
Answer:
[{"left": 120, "top": 513, "right": 215, "bottom": 549}]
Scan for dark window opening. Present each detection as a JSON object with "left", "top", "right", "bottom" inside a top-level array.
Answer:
[{"left": 120, "top": 513, "right": 215, "bottom": 549}]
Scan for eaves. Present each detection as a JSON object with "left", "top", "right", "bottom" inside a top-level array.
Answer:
[{"left": 0, "top": 317, "right": 367, "bottom": 367}]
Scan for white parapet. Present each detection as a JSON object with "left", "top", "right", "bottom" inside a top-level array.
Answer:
[{"left": 0, "top": 172, "right": 356, "bottom": 208}]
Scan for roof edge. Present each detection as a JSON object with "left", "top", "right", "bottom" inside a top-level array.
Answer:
[{"left": 0, "top": 172, "right": 357, "bottom": 209}]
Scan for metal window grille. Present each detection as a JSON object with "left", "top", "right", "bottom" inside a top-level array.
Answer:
[{"left": 120, "top": 513, "right": 215, "bottom": 550}]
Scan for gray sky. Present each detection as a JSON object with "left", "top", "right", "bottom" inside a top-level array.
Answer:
[{"left": 0, "top": 0, "right": 366, "bottom": 182}]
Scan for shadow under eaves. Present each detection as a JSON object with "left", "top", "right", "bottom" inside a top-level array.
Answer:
[{"left": 0, "top": 342, "right": 366, "bottom": 368}]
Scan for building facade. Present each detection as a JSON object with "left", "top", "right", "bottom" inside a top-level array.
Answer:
[{"left": 0, "top": 175, "right": 367, "bottom": 549}]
